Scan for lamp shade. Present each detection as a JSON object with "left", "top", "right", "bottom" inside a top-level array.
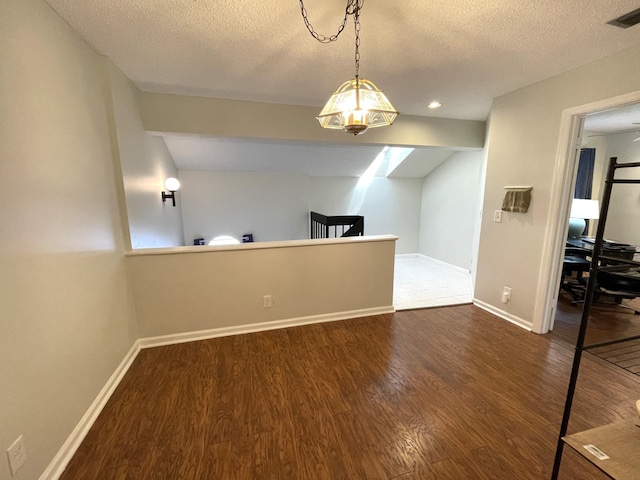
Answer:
[
  {"left": 164, "top": 177, "right": 180, "bottom": 192},
  {"left": 570, "top": 199, "right": 600, "bottom": 220},
  {"left": 317, "top": 78, "right": 398, "bottom": 135}
]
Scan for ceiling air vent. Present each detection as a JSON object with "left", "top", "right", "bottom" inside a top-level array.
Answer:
[{"left": 608, "top": 7, "right": 640, "bottom": 28}]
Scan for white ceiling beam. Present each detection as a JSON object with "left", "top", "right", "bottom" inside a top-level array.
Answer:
[{"left": 140, "top": 92, "right": 485, "bottom": 149}]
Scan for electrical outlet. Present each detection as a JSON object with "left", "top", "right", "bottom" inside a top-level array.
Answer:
[
  {"left": 6, "top": 435, "right": 27, "bottom": 476},
  {"left": 263, "top": 295, "right": 273, "bottom": 308},
  {"left": 501, "top": 286, "right": 512, "bottom": 304},
  {"left": 494, "top": 210, "right": 503, "bottom": 223}
]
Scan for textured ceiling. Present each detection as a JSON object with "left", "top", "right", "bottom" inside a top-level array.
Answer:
[
  {"left": 44, "top": 0, "right": 640, "bottom": 121},
  {"left": 44, "top": 0, "right": 640, "bottom": 177}
]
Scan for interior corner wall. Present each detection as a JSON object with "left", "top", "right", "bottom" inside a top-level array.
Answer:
[
  {"left": 308, "top": 177, "right": 423, "bottom": 254},
  {"left": 475, "top": 44, "right": 640, "bottom": 327},
  {"left": 179, "top": 171, "right": 310, "bottom": 244},
  {"left": 106, "top": 63, "right": 185, "bottom": 249},
  {"left": 418, "top": 151, "right": 485, "bottom": 270},
  {"left": 0, "top": 1, "right": 139, "bottom": 479},
  {"left": 592, "top": 131, "right": 640, "bottom": 245}
]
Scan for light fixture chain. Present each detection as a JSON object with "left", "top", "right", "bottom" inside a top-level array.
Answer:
[
  {"left": 354, "top": 0, "right": 363, "bottom": 78},
  {"left": 298, "top": 0, "right": 358, "bottom": 44}
]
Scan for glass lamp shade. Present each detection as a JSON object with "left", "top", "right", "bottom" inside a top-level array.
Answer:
[
  {"left": 317, "top": 78, "right": 398, "bottom": 136},
  {"left": 164, "top": 177, "right": 180, "bottom": 192}
]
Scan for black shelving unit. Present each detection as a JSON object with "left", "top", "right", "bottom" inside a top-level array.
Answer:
[{"left": 552, "top": 157, "right": 640, "bottom": 479}]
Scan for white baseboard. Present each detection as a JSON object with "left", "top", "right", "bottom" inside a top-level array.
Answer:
[
  {"left": 472, "top": 298, "right": 533, "bottom": 331},
  {"left": 40, "top": 306, "right": 396, "bottom": 479},
  {"left": 397, "top": 253, "right": 471, "bottom": 275},
  {"left": 417, "top": 254, "right": 471, "bottom": 275},
  {"left": 40, "top": 341, "right": 141, "bottom": 480},
  {"left": 138, "top": 306, "right": 396, "bottom": 349}
]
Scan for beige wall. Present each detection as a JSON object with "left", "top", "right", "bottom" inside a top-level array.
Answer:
[
  {"left": 475, "top": 44, "right": 640, "bottom": 329},
  {"left": 419, "top": 150, "right": 486, "bottom": 270},
  {"left": 180, "top": 171, "right": 310, "bottom": 245},
  {"left": 0, "top": 0, "right": 139, "bottom": 479},
  {"left": 106, "top": 63, "right": 185, "bottom": 249},
  {"left": 309, "top": 177, "right": 423, "bottom": 254},
  {"left": 179, "top": 171, "right": 422, "bottom": 253},
  {"left": 127, "top": 237, "right": 396, "bottom": 338}
]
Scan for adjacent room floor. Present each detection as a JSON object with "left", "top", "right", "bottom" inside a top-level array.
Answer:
[
  {"left": 552, "top": 294, "right": 640, "bottom": 348},
  {"left": 393, "top": 255, "right": 472, "bottom": 310}
]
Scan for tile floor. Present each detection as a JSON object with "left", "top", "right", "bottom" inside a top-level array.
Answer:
[{"left": 393, "top": 255, "right": 473, "bottom": 310}]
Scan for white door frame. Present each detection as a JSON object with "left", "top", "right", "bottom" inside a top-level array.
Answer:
[{"left": 534, "top": 90, "right": 640, "bottom": 334}]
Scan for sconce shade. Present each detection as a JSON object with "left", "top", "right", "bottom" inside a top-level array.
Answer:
[
  {"left": 162, "top": 177, "right": 180, "bottom": 207},
  {"left": 317, "top": 78, "right": 398, "bottom": 135},
  {"left": 165, "top": 177, "right": 180, "bottom": 192}
]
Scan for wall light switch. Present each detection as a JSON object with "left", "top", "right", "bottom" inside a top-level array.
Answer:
[{"left": 494, "top": 210, "right": 503, "bottom": 223}]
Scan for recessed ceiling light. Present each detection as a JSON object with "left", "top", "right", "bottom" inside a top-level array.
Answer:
[{"left": 428, "top": 101, "right": 442, "bottom": 109}]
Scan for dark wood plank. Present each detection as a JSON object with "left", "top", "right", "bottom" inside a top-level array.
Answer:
[{"left": 60, "top": 304, "right": 639, "bottom": 479}]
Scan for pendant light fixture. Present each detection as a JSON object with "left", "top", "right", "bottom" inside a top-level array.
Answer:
[{"left": 299, "top": 0, "right": 398, "bottom": 136}]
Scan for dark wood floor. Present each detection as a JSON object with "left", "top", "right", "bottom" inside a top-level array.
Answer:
[{"left": 61, "top": 303, "right": 640, "bottom": 479}]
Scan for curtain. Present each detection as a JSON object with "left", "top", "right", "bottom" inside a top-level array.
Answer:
[{"left": 574, "top": 148, "right": 595, "bottom": 199}]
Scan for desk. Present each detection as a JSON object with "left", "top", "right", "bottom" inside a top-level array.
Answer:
[{"left": 566, "top": 237, "right": 638, "bottom": 260}]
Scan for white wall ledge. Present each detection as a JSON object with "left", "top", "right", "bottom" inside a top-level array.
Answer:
[{"left": 126, "top": 234, "right": 398, "bottom": 256}]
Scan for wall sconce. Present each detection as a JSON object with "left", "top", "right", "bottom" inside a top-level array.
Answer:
[{"left": 161, "top": 177, "right": 180, "bottom": 207}]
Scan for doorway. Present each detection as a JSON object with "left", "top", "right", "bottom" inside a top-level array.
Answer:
[{"left": 541, "top": 94, "right": 640, "bottom": 334}]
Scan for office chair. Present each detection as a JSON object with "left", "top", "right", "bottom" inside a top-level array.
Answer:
[{"left": 560, "top": 248, "right": 591, "bottom": 303}]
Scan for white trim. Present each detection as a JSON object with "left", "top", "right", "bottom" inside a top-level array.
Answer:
[
  {"left": 40, "top": 341, "right": 142, "bottom": 480},
  {"left": 416, "top": 254, "right": 471, "bottom": 274},
  {"left": 126, "top": 234, "right": 398, "bottom": 257},
  {"left": 532, "top": 113, "right": 583, "bottom": 334},
  {"left": 138, "top": 306, "right": 396, "bottom": 349},
  {"left": 395, "top": 253, "right": 420, "bottom": 259},
  {"left": 471, "top": 146, "right": 489, "bottom": 294},
  {"left": 473, "top": 298, "right": 533, "bottom": 331}
]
